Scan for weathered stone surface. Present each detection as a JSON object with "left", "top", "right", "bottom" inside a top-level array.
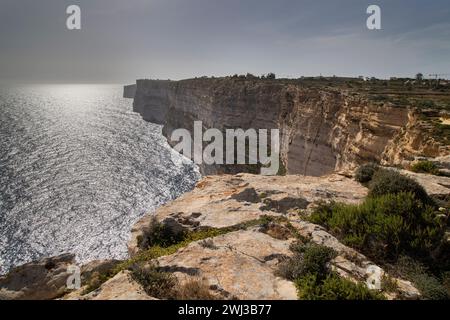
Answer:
[
  {"left": 63, "top": 270, "right": 157, "bottom": 300},
  {"left": 382, "top": 110, "right": 450, "bottom": 168},
  {"left": 128, "top": 173, "right": 367, "bottom": 256},
  {"left": 80, "top": 259, "right": 121, "bottom": 284},
  {"left": 82, "top": 271, "right": 156, "bottom": 300},
  {"left": 157, "top": 229, "right": 297, "bottom": 300},
  {"left": 396, "top": 169, "right": 450, "bottom": 197},
  {"left": 127, "top": 172, "right": 423, "bottom": 300},
  {"left": 0, "top": 254, "right": 75, "bottom": 300}
]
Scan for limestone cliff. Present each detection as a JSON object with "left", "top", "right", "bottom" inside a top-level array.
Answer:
[
  {"left": 123, "top": 84, "right": 136, "bottom": 99},
  {"left": 129, "top": 78, "right": 449, "bottom": 176}
]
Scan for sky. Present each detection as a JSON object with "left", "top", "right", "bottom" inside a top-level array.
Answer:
[{"left": 0, "top": 0, "right": 449, "bottom": 83}]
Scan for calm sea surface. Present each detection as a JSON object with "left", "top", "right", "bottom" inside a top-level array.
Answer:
[{"left": 0, "top": 84, "right": 200, "bottom": 274}]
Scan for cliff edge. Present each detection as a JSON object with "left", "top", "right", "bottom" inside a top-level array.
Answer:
[{"left": 129, "top": 77, "right": 449, "bottom": 176}]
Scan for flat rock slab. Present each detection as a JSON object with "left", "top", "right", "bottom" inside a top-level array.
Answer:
[
  {"left": 128, "top": 173, "right": 367, "bottom": 255},
  {"left": 65, "top": 271, "right": 156, "bottom": 300},
  {"left": 157, "top": 229, "right": 297, "bottom": 300},
  {"left": 398, "top": 169, "right": 450, "bottom": 197}
]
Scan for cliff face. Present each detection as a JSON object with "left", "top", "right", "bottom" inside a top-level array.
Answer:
[
  {"left": 130, "top": 78, "right": 448, "bottom": 176},
  {"left": 123, "top": 84, "right": 136, "bottom": 99}
]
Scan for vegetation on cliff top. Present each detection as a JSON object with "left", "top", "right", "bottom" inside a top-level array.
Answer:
[
  {"left": 277, "top": 241, "right": 384, "bottom": 300},
  {"left": 410, "top": 160, "right": 441, "bottom": 176},
  {"left": 312, "top": 166, "right": 450, "bottom": 299},
  {"left": 129, "top": 262, "right": 218, "bottom": 300},
  {"left": 83, "top": 215, "right": 284, "bottom": 295}
]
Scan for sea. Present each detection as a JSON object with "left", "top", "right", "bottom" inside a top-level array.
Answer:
[{"left": 0, "top": 84, "right": 200, "bottom": 274}]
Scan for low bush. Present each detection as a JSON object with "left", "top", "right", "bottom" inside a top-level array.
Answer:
[
  {"left": 381, "top": 275, "right": 398, "bottom": 293},
  {"left": 370, "top": 95, "right": 390, "bottom": 102},
  {"left": 416, "top": 100, "right": 436, "bottom": 109},
  {"left": 410, "top": 161, "right": 440, "bottom": 175},
  {"left": 130, "top": 263, "right": 219, "bottom": 300},
  {"left": 309, "top": 192, "right": 445, "bottom": 261},
  {"left": 413, "top": 273, "right": 449, "bottom": 300},
  {"left": 177, "top": 279, "right": 218, "bottom": 300},
  {"left": 277, "top": 242, "right": 335, "bottom": 281},
  {"left": 295, "top": 273, "right": 384, "bottom": 300},
  {"left": 130, "top": 262, "right": 178, "bottom": 299},
  {"left": 137, "top": 217, "right": 186, "bottom": 249},
  {"left": 354, "top": 163, "right": 379, "bottom": 183},
  {"left": 390, "top": 256, "right": 449, "bottom": 300},
  {"left": 368, "top": 169, "right": 433, "bottom": 205},
  {"left": 278, "top": 242, "right": 382, "bottom": 300}
]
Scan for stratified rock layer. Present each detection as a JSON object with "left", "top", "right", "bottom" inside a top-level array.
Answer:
[{"left": 131, "top": 78, "right": 449, "bottom": 175}]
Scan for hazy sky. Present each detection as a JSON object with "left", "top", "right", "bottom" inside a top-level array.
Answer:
[{"left": 0, "top": 0, "right": 449, "bottom": 83}]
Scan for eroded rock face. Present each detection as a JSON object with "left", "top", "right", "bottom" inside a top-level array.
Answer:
[
  {"left": 382, "top": 111, "right": 450, "bottom": 167},
  {"left": 131, "top": 79, "right": 449, "bottom": 176},
  {"left": 0, "top": 254, "right": 75, "bottom": 300}
]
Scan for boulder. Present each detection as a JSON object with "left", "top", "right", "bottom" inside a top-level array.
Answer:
[{"left": 0, "top": 253, "right": 75, "bottom": 300}]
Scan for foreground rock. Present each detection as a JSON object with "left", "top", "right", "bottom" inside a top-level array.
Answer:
[
  {"left": 128, "top": 173, "right": 425, "bottom": 300},
  {"left": 75, "top": 271, "right": 156, "bottom": 300},
  {"left": 128, "top": 173, "right": 367, "bottom": 255},
  {"left": 157, "top": 229, "right": 297, "bottom": 300},
  {"left": 5, "top": 169, "right": 447, "bottom": 300},
  {"left": 0, "top": 254, "right": 75, "bottom": 300}
]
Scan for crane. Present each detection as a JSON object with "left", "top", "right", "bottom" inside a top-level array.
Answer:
[{"left": 428, "top": 73, "right": 450, "bottom": 80}]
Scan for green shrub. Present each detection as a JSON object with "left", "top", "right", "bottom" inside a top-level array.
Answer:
[
  {"left": 381, "top": 275, "right": 398, "bottom": 293},
  {"left": 410, "top": 161, "right": 440, "bottom": 175},
  {"left": 138, "top": 217, "right": 186, "bottom": 249},
  {"left": 355, "top": 163, "right": 379, "bottom": 183},
  {"left": 412, "top": 273, "right": 449, "bottom": 300},
  {"left": 278, "top": 242, "right": 382, "bottom": 300},
  {"left": 310, "top": 192, "right": 445, "bottom": 261},
  {"left": 277, "top": 243, "right": 336, "bottom": 281},
  {"left": 393, "top": 255, "right": 427, "bottom": 276},
  {"left": 298, "top": 244, "right": 336, "bottom": 279},
  {"left": 129, "top": 262, "right": 178, "bottom": 299},
  {"left": 368, "top": 169, "right": 433, "bottom": 205},
  {"left": 443, "top": 272, "right": 450, "bottom": 296},
  {"left": 371, "top": 95, "right": 389, "bottom": 102},
  {"left": 295, "top": 273, "right": 384, "bottom": 300},
  {"left": 391, "top": 256, "right": 449, "bottom": 300},
  {"left": 416, "top": 100, "right": 436, "bottom": 109},
  {"left": 308, "top": 201, "right": 335, "bottom": 228}
]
